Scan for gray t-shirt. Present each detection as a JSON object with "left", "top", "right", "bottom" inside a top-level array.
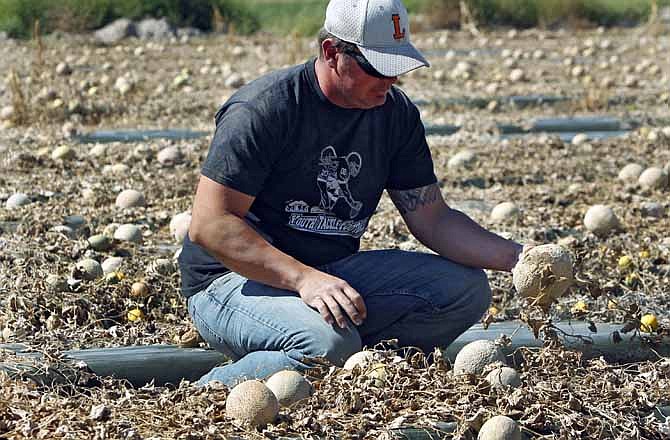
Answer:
[{"left": 178, "top": 58, "right": 437, "bottom": 297}]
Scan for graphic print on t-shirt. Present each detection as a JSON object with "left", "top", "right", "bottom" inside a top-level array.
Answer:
[{"left": 285, "top": 146, "right": 368, "bottom": 238}]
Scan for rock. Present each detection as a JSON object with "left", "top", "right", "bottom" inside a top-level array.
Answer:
[
  {"left": 623, "top": 75, "right": 638, "bottom": 87},
  {"left": 618, "top": 163, "right": 644, "bottom": 182},
  {"left": 638, "top": 167, "right": 668, "bottom": 190},
  {"left": 95, "top": 19, "right": 136, "bottom": 44},
  {"left": 132, "top": 144, "right": 152, "bottom": 159},
  {"left": 46, "top": 274, "right": 68, "bottom": 293},
  {"left": 512, "top": 244, "right": 574, "bottom": 306},
  {"left": 101, "top": 257, "right": 124, "bottom": 274},
  {"left": 448, "top": 150, "right": 477, "bottom": 170},
  {"left": 62, "top": 122, "right": 78, "bottom": 138},
  {"left": 584, "top": 204, "right": 620, "bottom": 236},
  {"left": 52, "top": 225, "right": 76, "bottom": 238},
  {"left": 114, "top": 77, "right": 133, "bottom": 96},
  {"left": 82, "top": 188, "right": 96, "bottom": 201},
  {"left": 113, "top": 224, "right": 142, "bottom": 243},
  {"left": 88, "top": 234, "right": 113, "bottom": 251},
  {"left": 103, "top": 223, "right": 120, "bottom": 237},
  {"left": 225, "top": 380, "right": 279, "bottom": 426},
  {"left": 265, "top": 370, "right": 313, "bottom": 407},
  {"left": 74, "top": 259, "right": 103, "bottom": 281},
  {"left": 51, "top": 145, "right": 76, "bottom": 161},
  {"left": 136, "top": 18, "right": 176, "bottom": 40},
  {"left": 5, "top": 193, "right": 30, "bottom": 209},
  {"left": 115, "top": 190, "right": 145, "bottom": 209},
  {"left": 0, "top": 105, "right": 15, "bottom": 121},
  {"left": 453, "top": 340, "right": 505, "bottom": 375},
  {"left": 571, "top": 133, "right": 589, "bottom": 146},
  {"left": 647, "top": 130, "right": 659, "bottom": 142},
  {"left": 103, "top": 164, "right": 130, "bottom": 175},
  {"left": 225, "top": 73, "right": 245, "bottom": 89},
  {"left": 343, "top": 351, "right": 376, "bottom": 370},
  {"left": 89, "top": 404, "right": 111, "bottom": 421},
  {"left": 172, "top": 73, "right": 190, "bottom": 88},
  {"left": 490, "top": 202, "right": 520, "bottom": 223},
  {"left": 64, "top": 215, "right": 87, "bottom": 230},
  {"left": 600, "top": 76, "right": 615, "bottom": 88},
  {"left": 157, "top": 146, "right": 183, "bottom": 166},
  {"left": 509, "top": 68, "right": 525, "bottom": 82},
  {"left": 89, "top": 144, "right": 107, "bottom": 157},
  {"left": 55, "top": 62, "right": 72, "bottom": 76},
  {"left": 640, "top": 202, "right": 665, "bottom": 218},
  {"left": 478, "top": 415, "right": 521, "bottom": 440},
  {"left": 485, "top": 366, "right": 521, "bottom": 389},
  {"left": 177, "top": 27, "right": 202, "bottom": 38},
  {"left": 148, "top": 258, "right": 176, "bottom": 275},
  {"left": 169, "top": 211, "right": 191, "bottom": 243}
]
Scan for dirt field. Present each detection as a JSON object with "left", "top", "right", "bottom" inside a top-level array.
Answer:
[{"left": 0, "top": 25, "right": 669, "bottom": 438}]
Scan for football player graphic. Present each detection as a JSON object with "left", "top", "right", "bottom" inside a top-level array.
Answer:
[{"left": 316, "top": 146, "right": 363, "bottom": 219}]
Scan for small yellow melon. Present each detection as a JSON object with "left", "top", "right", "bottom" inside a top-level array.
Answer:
[
  {"left": 640, "top": 314, "right": 659, "bottom": 332},
  {"left": 127, "top": 308, "right": 144, "bottom": 322}
]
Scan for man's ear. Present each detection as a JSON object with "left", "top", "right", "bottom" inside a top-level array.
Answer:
[{"left": 322, "top": 39, "right": 338, "bottom": 68}]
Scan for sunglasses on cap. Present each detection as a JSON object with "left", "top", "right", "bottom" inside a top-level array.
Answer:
[{"left": 337, "top": 44, "right": 394, "bottom": 79}]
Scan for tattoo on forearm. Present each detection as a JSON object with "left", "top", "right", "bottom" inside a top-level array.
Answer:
[{"left": 389, "top": 184, "right": 441, "bottom": 214}]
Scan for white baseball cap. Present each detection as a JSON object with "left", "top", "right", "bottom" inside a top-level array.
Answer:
[{"left": 324, "top": 0, "right": 430, "bottom": 77}]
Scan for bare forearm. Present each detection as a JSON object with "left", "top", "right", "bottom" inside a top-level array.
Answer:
[
  {"left": 419, "top": 208, "right": 522, "bottom": 271},
  {"left": 189, "top": 214, "right": 316, "bottom": 292}
]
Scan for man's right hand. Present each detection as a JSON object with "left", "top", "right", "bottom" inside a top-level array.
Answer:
[{"left": 296, "top": 270, "right": 367, "bottom": 329}]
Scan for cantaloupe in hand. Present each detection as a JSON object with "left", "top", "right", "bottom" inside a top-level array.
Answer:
[{"left": 512, "top": 244, "right": 574, "bottom": 306}]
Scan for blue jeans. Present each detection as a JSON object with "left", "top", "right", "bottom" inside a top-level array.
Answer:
[{"left": 188, "top": 249, "right": 491, "bottom": 386}]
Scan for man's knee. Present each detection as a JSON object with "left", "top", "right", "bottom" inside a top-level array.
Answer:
[
  {"left": 295, "top": 327, "right": 362, "bottom": 367},
  {"left": 466, "top": 268, "right": 492, "bottom": 317}
]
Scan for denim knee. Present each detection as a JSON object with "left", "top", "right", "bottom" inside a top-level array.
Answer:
[
  {"left": 294, "top": 326, "right": 362, "bottom": 367},
  {"left": 466, "top": 268, "right": 492, "bottom": 319}
]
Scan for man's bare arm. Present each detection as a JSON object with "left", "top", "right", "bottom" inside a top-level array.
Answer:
[
  {"left": 189, "top": 175, "right": 366, "bottom": 328},
  {"left": 388, "top": 183, "right": 522, "bottom": 271}
]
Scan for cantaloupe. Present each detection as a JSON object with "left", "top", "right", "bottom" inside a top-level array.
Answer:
[
  {"left": 512, "top": 244, "right": 574, "bottom": 306},
  {"left": 264, "top": 370, "right": 312, "bottom": 407},
  {"left": 225, "top": 380, "right": 278, "bottom": 426},
  {"left": 478, "top": 415, "right": 522, "bottom": 440},
  {"left": 583, "top": 205, "right": 619, "bottom": 236},
  {"left": 343, "top": 350, "right": 376, "bottom": 370},
  {"left": 453, "top": 340, "right": 505, "bottom": 375},
  {"left": 485, "top": 366, "right": 521, "bottom": 389}
]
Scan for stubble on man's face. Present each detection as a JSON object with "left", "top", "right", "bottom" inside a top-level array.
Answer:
[{"left": 336, "top": 56, "right": 397, "bottom": 109}]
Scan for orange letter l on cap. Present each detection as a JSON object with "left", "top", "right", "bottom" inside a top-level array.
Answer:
[{"left": 392, "top": 14, "right": 405, "bottom": 40}]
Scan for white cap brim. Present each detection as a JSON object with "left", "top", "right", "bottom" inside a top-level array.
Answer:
[{"left": 358, "top": 43, "right": 429, "bottom": 77}]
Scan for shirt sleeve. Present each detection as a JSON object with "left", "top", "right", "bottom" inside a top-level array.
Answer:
[
  {"left": 200, "top": 102, "right": 286, "bottom": 196},
  {"left": 385, "top": 97, "right": 437, "bottom": 190}
]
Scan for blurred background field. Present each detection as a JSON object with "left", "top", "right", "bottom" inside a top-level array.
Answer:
[{"left": 1, "top": 0, "right": 669, "bottom": 38}]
